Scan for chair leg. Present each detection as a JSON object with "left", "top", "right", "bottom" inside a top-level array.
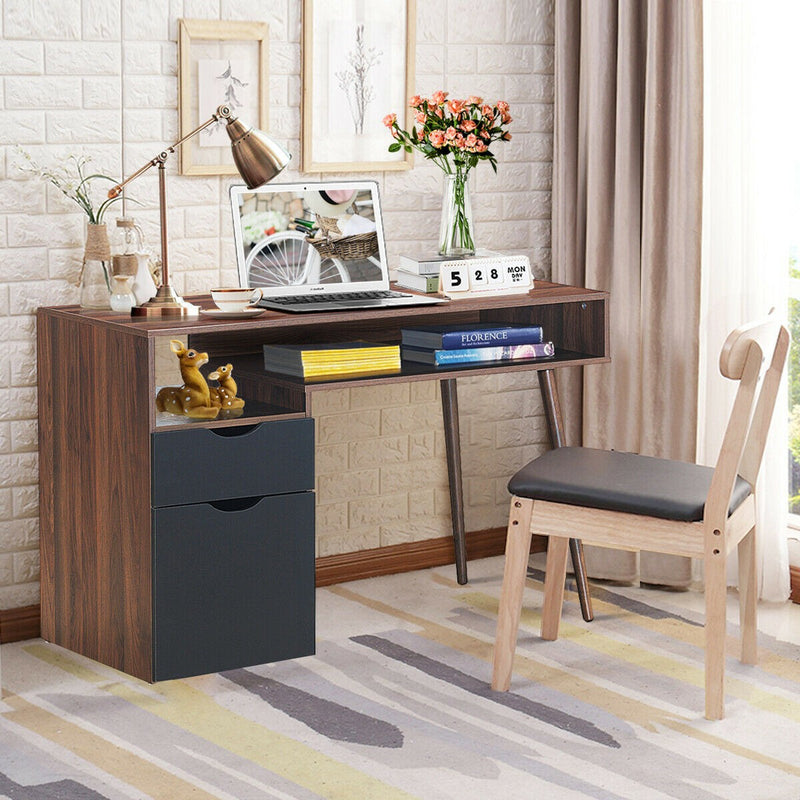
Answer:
[
  {"left": 704, "top": 553, "right": 728, "bottom": 720},
  {"left": 569, "top": 538, "right": 594, "bottom": 622},
  {"left": 541, "top": 536, "right": 570, "bottom": 641},
  {"left": 492, "top": 496, "right": 534, "bottom": 691},
  {"left": 738, "top": 527, "right": 758, "bottom": 665}
]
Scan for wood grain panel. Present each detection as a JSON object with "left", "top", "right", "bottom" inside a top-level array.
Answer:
[
  {"left": 36, "top": 310, "right": 57, "bottom": 641},
  {"left": 0, "top": 604, "right": 40, "bottom": 643},
  {"left": 37, "top": 310, "right": 153, "bottom": 680}
]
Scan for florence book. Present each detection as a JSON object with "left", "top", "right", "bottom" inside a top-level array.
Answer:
[
  {"left": 263, "top": 342, "right": 401, "bottom": 378},
  {"left": 402, "top": 341, "right": 555, "bottom": 366},
  {"left": 401, "top": 323, "right": 544, "bottom": 350},
  {"left": 394, "top": 269, "right": 440, "bottom": 293}
]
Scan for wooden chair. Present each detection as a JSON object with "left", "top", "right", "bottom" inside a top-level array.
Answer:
[{"left": 491, "top": 317, "right": 789, "bottom": 719}]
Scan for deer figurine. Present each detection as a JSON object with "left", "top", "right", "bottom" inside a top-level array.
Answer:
[
  {"left": 155, "top": 340, "right": 220, "bottom": 419},
  {"left": 208, "top": 363, "right": 245, "bottom": 412}
]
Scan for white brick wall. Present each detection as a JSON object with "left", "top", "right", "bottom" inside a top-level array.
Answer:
[{"left": 0, "top": 0, "right": 555, "bottom": 608}]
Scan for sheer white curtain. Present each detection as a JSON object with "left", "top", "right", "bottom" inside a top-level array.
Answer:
[{"left": 699, "top": 0, "right": 798, "bottom": 601}]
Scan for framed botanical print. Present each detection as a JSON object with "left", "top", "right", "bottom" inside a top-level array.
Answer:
[
  {"left": 178, "top": 19, "right": 270, "bottom": 176},
  {"left": 301, "top": 0, "right": 415, "bottom": 173}
]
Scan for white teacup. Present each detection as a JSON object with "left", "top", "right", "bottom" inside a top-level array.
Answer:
[{"left": 210, "top": 287, "right": 263, "bottom": 312}]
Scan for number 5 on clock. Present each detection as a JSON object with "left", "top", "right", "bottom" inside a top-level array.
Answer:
[{"left": 439, "top": 264, "right": 470, "bottom": 294}]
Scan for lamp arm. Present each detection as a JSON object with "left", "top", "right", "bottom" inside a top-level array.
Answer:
[
  {"left": 170, "top": 104, "right": 232, "bottom": 151},
  {"left": 108, "top": 105, "right": 234, "bottom": 199}
]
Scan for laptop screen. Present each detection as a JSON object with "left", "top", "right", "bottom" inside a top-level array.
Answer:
[{"left": 230, "top": 180, "right": 391, "bottom": 297}]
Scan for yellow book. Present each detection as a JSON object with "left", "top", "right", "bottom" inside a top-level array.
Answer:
[
  {"left": 301, "top": 346, "right": 399, "bottom": 364},
  {"left": 263, "top": 342, "right": 401, "bottom": 378}
]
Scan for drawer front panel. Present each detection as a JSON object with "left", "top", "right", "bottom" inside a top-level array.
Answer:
[
  {"left": 153, "top": 492, "right": 315, "bottom": 681},
  {"left": 152, "top": 418, "right": 314, "bottom": 507}
]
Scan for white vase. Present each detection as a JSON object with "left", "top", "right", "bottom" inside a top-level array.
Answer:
[
  {"left": 133, "top": 254, "right": 158, "bottom": 305},
  {"left": 109, "top": 274, "right": 136, "bottom": 312}
]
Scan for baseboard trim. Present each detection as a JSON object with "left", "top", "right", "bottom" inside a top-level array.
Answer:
[
  {"left": 315, "top": 527, "right": 544, "bottom": 586},
  {"left": 1, "top": 529, "right": 544, "bottom": 643},
  {"left": 791, "top": 565, "right": 800, "bottom": 605},
  {"left": 0, "top": 604, "right": 40, "bottom": 644}
]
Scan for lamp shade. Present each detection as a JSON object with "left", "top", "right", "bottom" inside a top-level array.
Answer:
[{"left": 225, "top": 117, "right": 291, "bottom": 189}]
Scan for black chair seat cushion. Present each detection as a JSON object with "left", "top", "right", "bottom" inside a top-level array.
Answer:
[{"left": 508, "top": 447, "right": 752, "bottom": 522}]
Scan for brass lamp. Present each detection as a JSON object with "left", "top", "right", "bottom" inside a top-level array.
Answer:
[{"left": 108, "top": 104, "right": 291, "bottom": 317}]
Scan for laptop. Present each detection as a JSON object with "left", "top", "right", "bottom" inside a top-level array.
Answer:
[{"left": 230, "top": 180, "right": 447, "bottom": 313}]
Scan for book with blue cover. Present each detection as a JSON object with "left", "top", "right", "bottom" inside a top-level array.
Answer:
[
  {"left": 402, "top": 341, "right": 555, "bottom": 366},
  {"left": 401, "top": 323, "right": 544, "bottom": 350}
]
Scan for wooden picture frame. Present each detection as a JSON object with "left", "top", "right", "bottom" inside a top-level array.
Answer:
[
  {"left": 178, "top": 19, "right": 270, "bottom": 176},
  {"left": 301, "top": 0, "right": 415, "bottom": 173}
]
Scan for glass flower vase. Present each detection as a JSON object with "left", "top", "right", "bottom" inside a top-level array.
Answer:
[
  {"left": 79, "top": 222, "right": 112, "bottom": 309},
  {"left": 438, "top": 169, "right": 475, "bottom": 257}
]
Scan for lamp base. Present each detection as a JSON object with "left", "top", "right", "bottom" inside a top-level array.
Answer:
[{"left": 131, "top": 284, "right": 199, "bottom": 317}]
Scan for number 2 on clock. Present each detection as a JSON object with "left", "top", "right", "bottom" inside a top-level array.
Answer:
[{"left": 470, "top": 265, "right": 488, "bottom": 287}]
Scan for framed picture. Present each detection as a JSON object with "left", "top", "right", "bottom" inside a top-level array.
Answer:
[
  {"left": 301, "top": 0, "right": 415, "bottom": 173},
  {"left": 178, "top": 19, "right": 270, "bottom": 176}
]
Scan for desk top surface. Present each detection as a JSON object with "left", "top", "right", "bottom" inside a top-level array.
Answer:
[{"left": 38, "top": 281, "right": 608, "bottom": 339}]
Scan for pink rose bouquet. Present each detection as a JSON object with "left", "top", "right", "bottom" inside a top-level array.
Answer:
[
  {"left": 383, "top": 93, "right": 512, "bottom": 254},
  {"left": 383, "top": 93, "right": 511, "bottom": 174}
]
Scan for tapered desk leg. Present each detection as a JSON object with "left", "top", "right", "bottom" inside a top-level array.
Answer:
[
  {"left": 441, "top": 378, "right": 468, "bottom": 584},
  {"left": 537, "top": 369, "right": 594, "bottom": 622}
]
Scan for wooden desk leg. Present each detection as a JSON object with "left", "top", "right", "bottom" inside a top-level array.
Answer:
[
  {"left": 441, "top": 378, "right": 468, "bottom": 585},
  {"left": 537, "top": 369, "right": 594, "bottom": 622}
]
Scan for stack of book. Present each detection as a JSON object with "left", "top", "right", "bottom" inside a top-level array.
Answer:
[
  {"left": 393, "top": 254, "right": 451, "bottom": 293},
  {"left": 401, "top": 323, "right": 555, "bottom": 366},
  {"left": 263, "top": 341, "right": 401, "bottom": 378}
]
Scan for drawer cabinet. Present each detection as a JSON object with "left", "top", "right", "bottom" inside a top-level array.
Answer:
[
  {"left": 152, "top": 420, "right": 314, "bottom": 506},
  {"left": 153, "top": 492, "right": 314, "bottom": 680},
  {"left": 151, "top": 418, "right": 315, "bottom": 681}
]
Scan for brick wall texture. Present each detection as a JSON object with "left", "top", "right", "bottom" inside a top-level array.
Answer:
[{"left": 0, "top": 0, "right": 555, "bottom": 609}]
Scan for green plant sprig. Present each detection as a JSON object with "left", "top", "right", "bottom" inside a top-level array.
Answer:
[{"left": 14, "top": 147, "right": 125, "bottom": 224}]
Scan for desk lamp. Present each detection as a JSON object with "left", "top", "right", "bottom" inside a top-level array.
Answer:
[{"left": 108, "top": 103, "right": 291, "bottom": 317}]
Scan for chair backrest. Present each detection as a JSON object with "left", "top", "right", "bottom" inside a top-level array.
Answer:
[{"left": 704, "top": 316, "right": 790, "bottom": 529}]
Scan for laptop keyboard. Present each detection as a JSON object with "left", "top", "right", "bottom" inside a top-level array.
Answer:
[{"left": 259, "top": 290, "right": 411, "bottom": 307}]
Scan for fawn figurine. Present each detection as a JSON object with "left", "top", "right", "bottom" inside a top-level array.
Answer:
[
  {"left": 208, "top": 363, "right": 245, "bottom": 411},
  {"left": 155, "top": 340, "right": 220, "bottom": 419}
]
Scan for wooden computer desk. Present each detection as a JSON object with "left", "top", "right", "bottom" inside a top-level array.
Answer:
[{"left": 37, "top": 281, "right": 608, "bottom": 681}]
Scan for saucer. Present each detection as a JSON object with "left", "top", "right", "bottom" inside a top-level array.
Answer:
[{"left": 200, "top": 307, "right": 266, "bottom": 319}]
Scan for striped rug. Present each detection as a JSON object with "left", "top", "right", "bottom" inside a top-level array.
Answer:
[{"left": 1, "top": 556, "right": 799, "bottom": 800}]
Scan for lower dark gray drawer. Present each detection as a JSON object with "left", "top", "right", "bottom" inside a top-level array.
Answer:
[
  {"left": 152, "top": 491, "right": 315, "bottom": 681},
  {"left": 152, "top": 418, "right": 314, "bottom": 507}
]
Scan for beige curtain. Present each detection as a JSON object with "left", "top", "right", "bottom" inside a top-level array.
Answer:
[{"left": 552, "top": 0, "right": 704, "bottom": 584}]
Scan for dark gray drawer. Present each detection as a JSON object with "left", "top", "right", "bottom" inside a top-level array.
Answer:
[
  {"left": 152, "top": 419, "right": 314, "bottom": 507},
  {"left": 152, "top": 491, "right": 315, "bottom": 680}
]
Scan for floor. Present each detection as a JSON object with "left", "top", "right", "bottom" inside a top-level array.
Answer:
[
  {"left": 529, "top": 551, "right": 800, "bottom": 647},
  {"left": 635, "top": 583, "right": 800, "bottom": 645}
]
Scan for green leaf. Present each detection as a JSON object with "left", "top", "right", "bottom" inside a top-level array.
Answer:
[{"left": 388, "top": 142, "right": 402, "bottom": 152}]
